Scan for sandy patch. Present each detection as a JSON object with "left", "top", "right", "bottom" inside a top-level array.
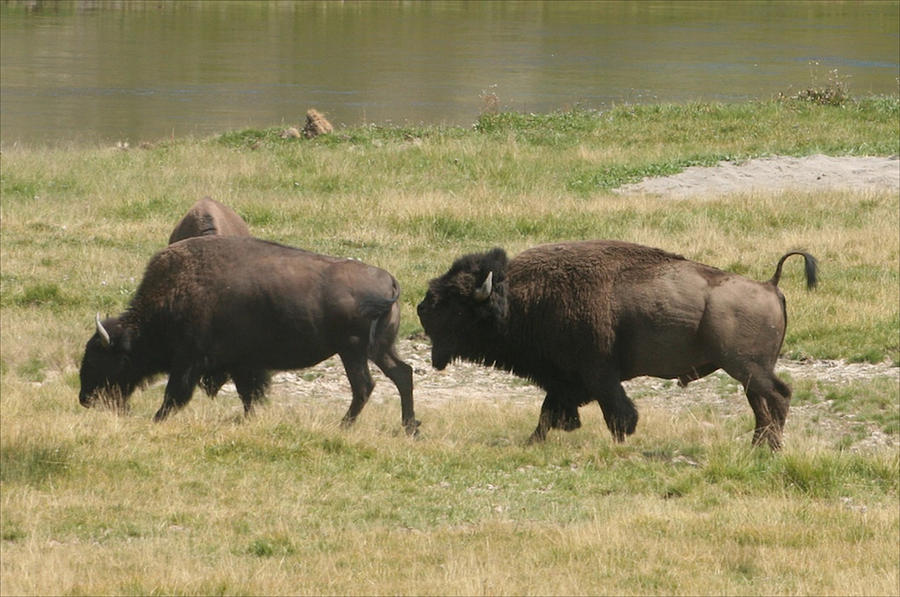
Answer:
[{"left": 615, "top": 154, "right": 899, "bottom": 198}]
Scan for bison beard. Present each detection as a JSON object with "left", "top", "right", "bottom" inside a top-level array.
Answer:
[
  {"left": 417, "top": 240, "right": 817, "bottom": 450},
  {"left": 79, "top": 236, "right": 418, "bottom": 435}
]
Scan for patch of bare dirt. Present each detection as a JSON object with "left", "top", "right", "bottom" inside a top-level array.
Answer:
[{"left": 614, "top": 154, "right": 899, "bottom": 198}]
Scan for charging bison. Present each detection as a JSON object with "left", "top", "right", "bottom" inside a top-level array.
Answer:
[
  {"left": 79, "top": 236, "right": 418, "bottom": 434},
  {"left": 417, "top": 240, "right": 817, "bottom": 450},
  {"left": 168, "top": 196, "right": 250, "bottom": 244}
]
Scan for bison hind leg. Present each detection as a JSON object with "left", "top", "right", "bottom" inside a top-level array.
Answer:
[
  {"left": 339, "top": 350, "right": 376, "bottom": 429},
  {"left": 154, "top": 363, "right": 202, "bottom": 422},
  {"left": 370, "top": 347, "right": 419, "bottom": 436},
  {"left": 231, "top": 369, "right": 271, "bottom": 416},
  {"left": 724, "top": 361, "right": 791, "bottom": 451}
]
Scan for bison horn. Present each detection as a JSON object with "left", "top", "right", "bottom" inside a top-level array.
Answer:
[
  {"left": 474, "top": 271, "right": 493, "bottom": 302},
  {"left": 95, "top": 313, "right": 111, "bottom": 347}
]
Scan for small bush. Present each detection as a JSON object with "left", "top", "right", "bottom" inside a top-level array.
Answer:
[{"left": 779, "top": 65, "right": 851, "bottom": 106}]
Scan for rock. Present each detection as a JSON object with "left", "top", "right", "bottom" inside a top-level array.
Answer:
[{"left": 303, "top": 109, "right": 333, "bottom": 138}]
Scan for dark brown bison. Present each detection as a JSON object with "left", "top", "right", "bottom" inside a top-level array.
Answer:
[
  {"left": 80, "top": 236, "right": 418, "bottom": 434},
  {"left": 417, "top": 240, "right": 817, "bottom": 449},
  {"left": 168, "top": 197, "right": 250, "bottom": 244},
  {"left": 168, "top": 197, "right": 251, "bottom": 397}
]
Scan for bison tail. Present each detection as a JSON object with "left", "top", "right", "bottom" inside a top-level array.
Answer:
[{"left": 769, "top": 251, "right": 818, "bottom": 290}]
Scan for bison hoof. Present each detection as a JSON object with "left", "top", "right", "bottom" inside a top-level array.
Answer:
[
  {"left": 618, "top": 412, "right": 638, "bottom": 436},
  {"left": 752, "top": 430, "right": 783, "bottom": 452},
  {"left": 525, "top": 432, "right": 546, "bottom": 445},
  {"left": 404, "top": 419, "right": 422, "bottom": 437}
]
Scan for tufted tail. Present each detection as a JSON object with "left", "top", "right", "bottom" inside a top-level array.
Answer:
[{"left": 769, "top": 251, "right": 818, "bottom": 290}]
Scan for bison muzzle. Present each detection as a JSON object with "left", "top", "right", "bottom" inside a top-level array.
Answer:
[
  {"left": 417, "top": 240, "right": 816, "bottom": 450},
  {"left": 79, "top": 236, "right": 418, "bottom": 434}
]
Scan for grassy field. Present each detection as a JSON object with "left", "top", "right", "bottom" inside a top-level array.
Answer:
[{"left": 1, "top": 98, "right": 898, "bottom": 595}]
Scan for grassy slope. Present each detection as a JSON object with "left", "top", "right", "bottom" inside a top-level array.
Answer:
[{"left": 1, "top": 98, "right": 898, "bottom": 595}]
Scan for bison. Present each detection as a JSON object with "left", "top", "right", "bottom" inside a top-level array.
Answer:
[
  {"left": 79, "top": 236, "right": 418, "bottom": 434},
  {"left": 417, "top": 240, "right": 817, "bottom": 450},
  {"left": 168, "top": 197, "right": 250, "bottom": 244},
  {"left": 168, "top": 196, "right": 251, "bottom": 397}
]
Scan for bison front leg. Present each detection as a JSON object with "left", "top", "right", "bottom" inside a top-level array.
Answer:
[
  {"left": 527, "top": 392, "right": 581, "bottom": 444},
  {"left": 528, "top": 395, "right": 554, "bottom": 444},
  {"left": 154, "top": 363, "right": 201, "bottom": 422},
  {"left": 231, "top": 368, "right": 271, "bottom": 417},
  {"left": 339, "top": 350, "right": 375, "bottom": 429},
  {"left": 593, "top": 377, "right": 638, "bottom": 443}
]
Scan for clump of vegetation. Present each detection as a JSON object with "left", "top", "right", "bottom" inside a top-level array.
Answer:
[{"left": 778, "top": 63, "right": 852, "bottom": 106}]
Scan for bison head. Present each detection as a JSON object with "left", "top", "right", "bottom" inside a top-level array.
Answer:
[
  {"left": 417, "top": 248, "right": 509, "bottom": 370},
  {"left": 78, "top": 314, "right": 141, "bottom": 409}
]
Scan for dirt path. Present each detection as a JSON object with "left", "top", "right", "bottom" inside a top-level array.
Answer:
[{"left": 249, "top": 338, "right": 898, "bottom": 451}]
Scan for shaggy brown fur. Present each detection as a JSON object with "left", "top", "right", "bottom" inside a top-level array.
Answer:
[
  {"left": 418, "top": 240, "right": 817, "bottom": 450},
  {"left": 80, "top": 237, "right": 418, "bottom": 434}
]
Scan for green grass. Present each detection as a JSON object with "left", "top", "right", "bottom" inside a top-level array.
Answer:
[{"left": 1, "top": 98, "right": 898, "bottom": 594}]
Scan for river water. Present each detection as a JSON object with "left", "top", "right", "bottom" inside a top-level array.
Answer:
[{"left": 1, "top": 0, "right": 897, "bottom": 147}]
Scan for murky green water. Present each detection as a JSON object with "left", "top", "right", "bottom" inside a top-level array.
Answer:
[{"left": 1, "top": 0, "right": 897, "bottom": 146}]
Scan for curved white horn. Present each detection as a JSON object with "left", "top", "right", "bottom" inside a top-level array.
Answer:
[
  {"left": 95, "top": 313, "right": 111, "bottom": 347},
  {"left": 473, "top": 271, "right": 493, "bottom": 302}
]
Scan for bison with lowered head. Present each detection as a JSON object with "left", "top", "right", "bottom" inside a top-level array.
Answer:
[
  {"left": 168, "top": 197, "right": 250, "bottom": 244},
  {"left": 80, "top": 236, "right": 418, "bottom": 434},
  {"left": 417, "top": 240, "right": 817, "bottom": 449}
]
